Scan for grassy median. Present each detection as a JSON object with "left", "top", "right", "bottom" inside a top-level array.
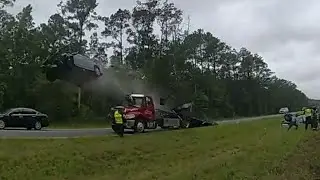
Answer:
[{"left": 0, "top": 117, "right": 317, "bottom": 180}]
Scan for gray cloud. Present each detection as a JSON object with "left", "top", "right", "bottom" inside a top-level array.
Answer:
[{"left": 7, "top": 0, "right": 320, "bottom": 98}]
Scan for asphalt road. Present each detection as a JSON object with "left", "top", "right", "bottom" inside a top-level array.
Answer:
[{"left": 0, "top": 114, "right": 281, "bottom": 138}]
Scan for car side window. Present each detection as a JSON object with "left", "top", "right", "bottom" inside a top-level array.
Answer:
[
  {"left": 9, "top": 109, "right": 21, "bottom": 115},
  {"left": 21, "top": 110, "right": 36, "bottom": 115}
]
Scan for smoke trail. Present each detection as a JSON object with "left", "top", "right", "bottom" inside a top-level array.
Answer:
[{"left": 82, "top": 67, "right": 167, "bottom": 108}]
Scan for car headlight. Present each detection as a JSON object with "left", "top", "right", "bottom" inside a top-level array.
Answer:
[{"left": 124, "top": 114, "right": 135, "bottom": 119}]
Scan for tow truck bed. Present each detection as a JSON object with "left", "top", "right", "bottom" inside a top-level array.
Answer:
[{"left": 155, "top": 108, "right": 217, "bottom": 128}]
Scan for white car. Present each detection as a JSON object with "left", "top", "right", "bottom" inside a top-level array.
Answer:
[
  {"left": 45, "top": 53, "right": 104, "bottom": 83},
  {"left": 281, "top": 112, "right": 305, "bottom": 128},
  {"left": 279, "top": 107, "right": 289, "bottom": 114},
  {"left": 66, "top": 53, "right": 104, "bottom": 76}
]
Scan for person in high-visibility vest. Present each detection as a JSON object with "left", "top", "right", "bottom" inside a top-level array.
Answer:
[
  {"left": 317, "top": 112, "right": 320, "bottom": 130},
  {"left": 304, "top": 107, "right": 313, "bottom": 130},
  {"left": 311, "top": 107, "right": 318, "bottom": 130},
  {"left": 112, "top": 108, "right": 124, "bottom": 137}
]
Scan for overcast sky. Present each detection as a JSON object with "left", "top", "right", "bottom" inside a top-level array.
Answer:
[{"left": 7, "top": 0, "right": 320, "bottom": 99}]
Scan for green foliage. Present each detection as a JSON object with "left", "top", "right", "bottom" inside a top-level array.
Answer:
[{"left": 0, "top": 0, "right": 309, "bottom": 122}]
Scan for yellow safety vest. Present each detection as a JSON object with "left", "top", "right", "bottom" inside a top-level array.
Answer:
[
  {"left": 114, "top": 110, "right": 123, "bottom": 124},
  {"left": 305, "top": 108, "right": 312, "bottom": 117}
]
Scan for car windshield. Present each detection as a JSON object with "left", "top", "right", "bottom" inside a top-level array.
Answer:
[
  {"left": 124, "top": 96, "right": 144, "bottom": 107},
  {"left": 132, "top": 97, "right": 143, "bottom": 107},
  {"left": 25, "top": 109, "right": 37, "bottom": 113}
]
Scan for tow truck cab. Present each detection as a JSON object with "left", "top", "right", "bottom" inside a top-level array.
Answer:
[
  {"left": 117, "top": 94, "right": 185, "bottom": 133},
  {"left": 122, "top": 94, "right": 157, "bottom": 132}
]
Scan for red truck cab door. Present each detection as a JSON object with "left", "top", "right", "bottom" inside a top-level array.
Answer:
[{"left": 145, "top": 96, "right": 155, "bottom": 121}]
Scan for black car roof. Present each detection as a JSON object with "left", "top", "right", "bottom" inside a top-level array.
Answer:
[{"left": 12, "top": 108, "right": 37, "bottom": 112}]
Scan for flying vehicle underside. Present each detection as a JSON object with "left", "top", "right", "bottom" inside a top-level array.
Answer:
[{"left": 43, "top": 53, "right": 104, "bottom": 86}]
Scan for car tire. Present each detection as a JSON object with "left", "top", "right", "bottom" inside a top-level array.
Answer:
[
  {"left": 134, "top": 120, "right": 145, "bottom": 133},
  {"left": 46, "top": 68, "right": 57, "bottom": 82},
  {"left": 0, "top": 120, "right": 6, "bottom": 129},
  {"left": 94, "top": 66, "right": 101, "bottom": 76},
  {"left": 65, "top": 56, "right": 75, "bottom": 69},
  {"left": 180, "top": 120, "right": 190, "bottom": 128},
  {"left": 34, "top": 121, "right": 42, "bottom": 130}
]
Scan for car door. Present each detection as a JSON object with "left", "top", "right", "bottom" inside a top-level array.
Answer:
[
  {"left": 144, "top": 96, "right": 156, "bottom": 128},
  {"left": 73, "top": 54, "right": 86, "bottom": 69},
  {"left": 20, "top": 109, "right": 37, "bottom": 127},
  {"left": 145, "top": 96, "right": 155, "bottom": 120},
  {"left": 8, "top": 109, "right": 22, "bottom": 127},
  {"left": 83, "top": 55, "right": 94, "bottom": 71}
]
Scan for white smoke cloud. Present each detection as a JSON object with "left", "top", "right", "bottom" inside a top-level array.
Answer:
[{"left": 82, "top": 67, "right": 169, "bottom": 110}]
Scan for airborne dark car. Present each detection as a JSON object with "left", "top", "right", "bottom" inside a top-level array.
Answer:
[{"left": 0, "top": 108, "right": 49, "bottom": 130}]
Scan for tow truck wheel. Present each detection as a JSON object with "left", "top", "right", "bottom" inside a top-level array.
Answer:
[
  {"left": 180, "top": 120, "right": 190, "bottom": 128},
  {"left": 184, "top": 121, "right": 190, "bottom": 128},
  {"left": 134, "top": 121, "right": 145, "bottom": 133}
]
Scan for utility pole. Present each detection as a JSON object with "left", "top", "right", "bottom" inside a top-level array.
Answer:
[{"left": 77, "top": 86, "right": 81, "bottom": 110}]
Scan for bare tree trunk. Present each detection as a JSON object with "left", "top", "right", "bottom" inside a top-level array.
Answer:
[
  {"left": 77, "top": 21, "right": 84, "bottom": 111},
  {"left": 120, "top": 27, "right": 123, "bottom": 64},
  {"left": 77, "top": 87, "right": 81, "bottom": 110}
]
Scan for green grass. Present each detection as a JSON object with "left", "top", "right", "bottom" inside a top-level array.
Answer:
[
  {"left": 268, "top": 129, "right": 320, "bottom": 180},
  {"left": 0, "top": 117, "right": 316, "bottom": 180}
]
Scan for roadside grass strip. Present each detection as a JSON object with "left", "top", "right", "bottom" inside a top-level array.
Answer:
[{"left": 0, "top": 117, "right": 315, "bottom": 180}]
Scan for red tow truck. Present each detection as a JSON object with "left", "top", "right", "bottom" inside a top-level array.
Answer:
[{"left": 111, "top": 93, "right": 189, "bottom": 133}]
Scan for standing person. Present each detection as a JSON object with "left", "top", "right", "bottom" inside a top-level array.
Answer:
[
  {"left": 312, "top": 107, "right": 319, "bottom": 130},
  {"left": 112, "top": 107, "right": 125, "bottom": 137},
  {"left": 301, "top": 107, "right": 306, "bottom": 124},
  {"left": 304, "top": 107, "right": 313, "bottom": 131},
  {"left": 317, "top": 110, "right": 320, "bottom": 130},
  {"left": 311, "top": 107, "right": 317, "bottom": 131},
  {"left": 317, "top": 112, "right": 320, "bottom": 130},
  {"left": 287, "top": 113, "right": 298, "bottom": 131}
]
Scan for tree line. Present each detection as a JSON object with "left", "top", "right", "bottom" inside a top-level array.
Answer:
[{"left": 0, "top": 0, "right": 308, "bottom": 122}]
